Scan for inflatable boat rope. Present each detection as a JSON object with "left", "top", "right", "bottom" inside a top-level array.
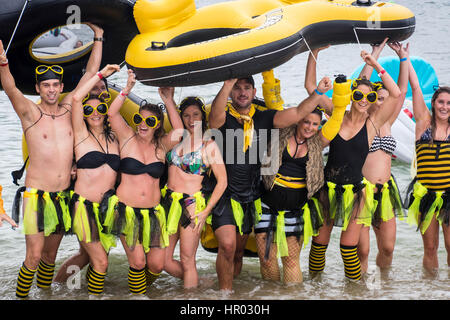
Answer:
[{"left": 4, "top": 0, "right": 31, "bottom": 55}]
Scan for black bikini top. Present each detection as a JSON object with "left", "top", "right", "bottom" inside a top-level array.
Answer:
[
  {"left": 120, "top": 157, "right": 165, "bottom": 178},
  {"left": 76, "top": 151, "right": 120, "bottom": 172}
]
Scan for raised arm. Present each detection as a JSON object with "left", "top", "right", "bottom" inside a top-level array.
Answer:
[
  {"left": 387, "top": 41, "right": 410, "bottom": 126},
  {"left": 160, "top": 87, "right": 184, "bottom": 150},
  {"left": 273, "top": 76, "right": 332, "bottom": 128},
  {"left": 0, "top": 40, "right": 35, "bottom": 119},
  {"left": 304, "top": 45, "right": 333, "bottom": 115},
  {"left": 81, "top": 24, "right": 104, "bottom": 78},
  {"left": 361, "top": 51, "right": 401, "bottom": 128},
  {"left": 61, "top": 24, "right": 104, "bottom": 105},
  {"left": 107, "top": 68, "right": 136, "bottom": 142},
  {"left": 408, "top": 56, "right": 431, "bottom": 139},
  {"left": 71, "top": 64, "right": 119, "bottom": 142},
  {"left": 209, "top": 79, "right": 237, "bottom": 129},
  {"left": 358, "top": 38, "right": 388, "bottom": 80}
]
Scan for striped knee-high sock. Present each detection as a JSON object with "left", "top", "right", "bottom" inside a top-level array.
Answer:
[
  {"left": 36, "top": 259, "right": 55, "bottom": 289},
  {"left": 128, "top": 267, "right": 146, "bottom": 295},
  {"left": 145, "top": 268, "right": 161, "bottom": 287},
  {"left": 340, "top": 244, "right": 362, "bottom": 281},
  {"left": 86, "top": 264, "right": 93, "bottom": 281},
  {"left": 16, "top": 263, "right": 37, "bottom": 298},
  {"left": 309, "top": 241, "right": 328, "bottom": 273},
  {"left": 87, "top": 265, "right": 106, "bottom": 295}
]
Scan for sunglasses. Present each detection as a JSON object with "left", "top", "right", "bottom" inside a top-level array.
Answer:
[
  {"left": 179, "top": 96, "right": 207, "bottom": 113},
  {"left": 83, "top": 102, "right": 109, "bottom": 117},
  {"left": 82, "top": 91, "right": 111, "bottom": 103},
  {"left": 132, "top": 112, "right": 160, "bottom": 128},
  {"left": 35, "top": 65, "right": 64, "bottom": 81},
  {"left": 351, "top": 89, "right": 378, "bottom": 103}
]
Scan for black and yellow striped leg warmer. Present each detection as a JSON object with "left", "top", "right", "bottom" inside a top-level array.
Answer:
[
  {"left": 87, "top": 265, "right": 106, "bottom": 295},
  {"left": 36, "top": 259, "right": 55, "bottom": 289},
  {"left": 340, "top": 244, "right": 362, "bottom": 281},
  {"left": 16, "top": 263, "right": 37, "bottom": 298},
  {"left": 145, "top": 268, "right": 161, "bottom": 287},
  {"left": 86, "top": 264, "right": 93, "bottom": 282},
  {"left": 128, "top": 267, "right": 146, "bottom": 295},
  {"left": 309, "top": 241, "right": 328, "bottom": 273}
]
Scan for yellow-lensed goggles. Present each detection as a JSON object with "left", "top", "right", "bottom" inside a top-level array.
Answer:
[
  {"left": 82, "top": 91, "right": 111, "bottom": 103},
  {"left": 35, "top": 65, "right": 64, "bottom": 82}
]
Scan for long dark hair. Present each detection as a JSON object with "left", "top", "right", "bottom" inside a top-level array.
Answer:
[
  {"left": 429, "top": 86, "right": 450, "bottom": 142},
  {"left": 83, "top": 96, "right": 115, "bottom": 143},
  {"left": 179, "top": 96, "right": 207, "bottom": 133},
  {"left": 139, "top": 102, "right": 165, "bottom": 160}
]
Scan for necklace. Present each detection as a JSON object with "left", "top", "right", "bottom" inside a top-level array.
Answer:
[
  {"left": 294, "top": 134, "right": 306, "bottom": 146},
  {"left": 89, "top": 128, "right": 108, "bottom": 154},
  {"left": 39, "top": 104, "right": 69, "bottom": 120}
]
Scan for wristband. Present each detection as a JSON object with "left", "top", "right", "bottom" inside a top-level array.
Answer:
[
  {"left": 314, "top": 88, "right": 324, "bottom": 96},
  {"left": 93, "top": 37, "right": 104, "bottom": 42},
  {"left": 378, "top": 69, "right": 386, "bottom": 77},
  {"left": 120, "top": 90, "right": 128, "bottom": 97},
  {"left": 97, "top": 72, "right": 103, "bottom": 80},
  {"left": 0, "top": 61, "right": 8, "bottom": 67},
  {"left": 400, "top": 57, "right": 407, "bottom": 62}
]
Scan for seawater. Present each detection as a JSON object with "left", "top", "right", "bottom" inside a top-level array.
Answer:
[{"left": 0, "top": 0, "right": 449, "bottom": 301}]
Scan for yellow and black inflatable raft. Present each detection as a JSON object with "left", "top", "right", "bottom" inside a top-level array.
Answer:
[
  {"left": 0, "top": 0, "right": 138, "bottom": 95},
  {"left": 126, "top": 0, "right": 415, "bottom": 87}
]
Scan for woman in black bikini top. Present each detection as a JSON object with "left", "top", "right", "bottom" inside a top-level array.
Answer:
[
  {"left": 107, "top": 68, "right": 184, "bottom": 295},
  {"left": 68, "top": 64, "right": 128, "bottom": 296},
  {"left": 306, "top": 47, "right": 401, "bottom": 282}
]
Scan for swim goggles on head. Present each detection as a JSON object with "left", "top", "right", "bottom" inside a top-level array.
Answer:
[
  {"left": 35, "top": 65, "right": 64, "bottom": 81},
  {"left": 83, "top": 102, "right": 109, "bottom": 117},
  {"left": 351, "top": 89, "right": 378, "bottom": 103},
  {"left": 179, "top": 96, "right": 207, "bottom": 112},
  {"left": 132, "top": 112, "right": 160, "bottom": 128},
  {"left": 82, "top": 91, "right": 111, "bottom": 103}
]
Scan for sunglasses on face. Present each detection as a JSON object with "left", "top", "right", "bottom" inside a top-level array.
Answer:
[
  {"left": 83, "top": 102, "right": 109, "bottom": 117},
  {"left": 132, "top": 112, "right": 160, "bottom": 128},
  {"left": 82, "top": 91, "right": 111, "bottom": 103},
  {"left": 351, "top": 89, "right": 378, "bottom": 103}
]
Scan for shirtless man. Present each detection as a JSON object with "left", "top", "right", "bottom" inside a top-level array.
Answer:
[{"left": 0, "top": 23, "right": 104, "bottom": 298}]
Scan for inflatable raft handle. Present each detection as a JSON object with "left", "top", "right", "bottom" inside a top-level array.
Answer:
[
  {"left": 149, "top": 41, "right": 166, "bottom": 51},
  {"left": 355, "top": 0, "right": 373, "bottom": 6}
]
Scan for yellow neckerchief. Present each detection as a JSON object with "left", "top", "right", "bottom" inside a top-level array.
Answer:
[{"left": 227, "top": 103, "right": 256, "bottom": 152}]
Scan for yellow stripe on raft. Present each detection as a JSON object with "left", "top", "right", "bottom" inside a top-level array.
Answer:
[{"left": 127, "top": 0, "right": 415, "bottom": 69}]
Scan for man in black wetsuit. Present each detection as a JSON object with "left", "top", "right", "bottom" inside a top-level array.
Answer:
[{"left": 208, "top": 75, "right": 332, "bottom": 291}]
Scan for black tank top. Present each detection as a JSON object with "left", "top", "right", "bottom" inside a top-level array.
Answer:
[
  {"left": 218, "top": 108, "right": 277, "bottom": 202},
  {"left": 325, "top": 122, "right": 369, "bottom": 185},
  {"left": 277, "top": 147, "right": 308, "bottom": 179}
]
